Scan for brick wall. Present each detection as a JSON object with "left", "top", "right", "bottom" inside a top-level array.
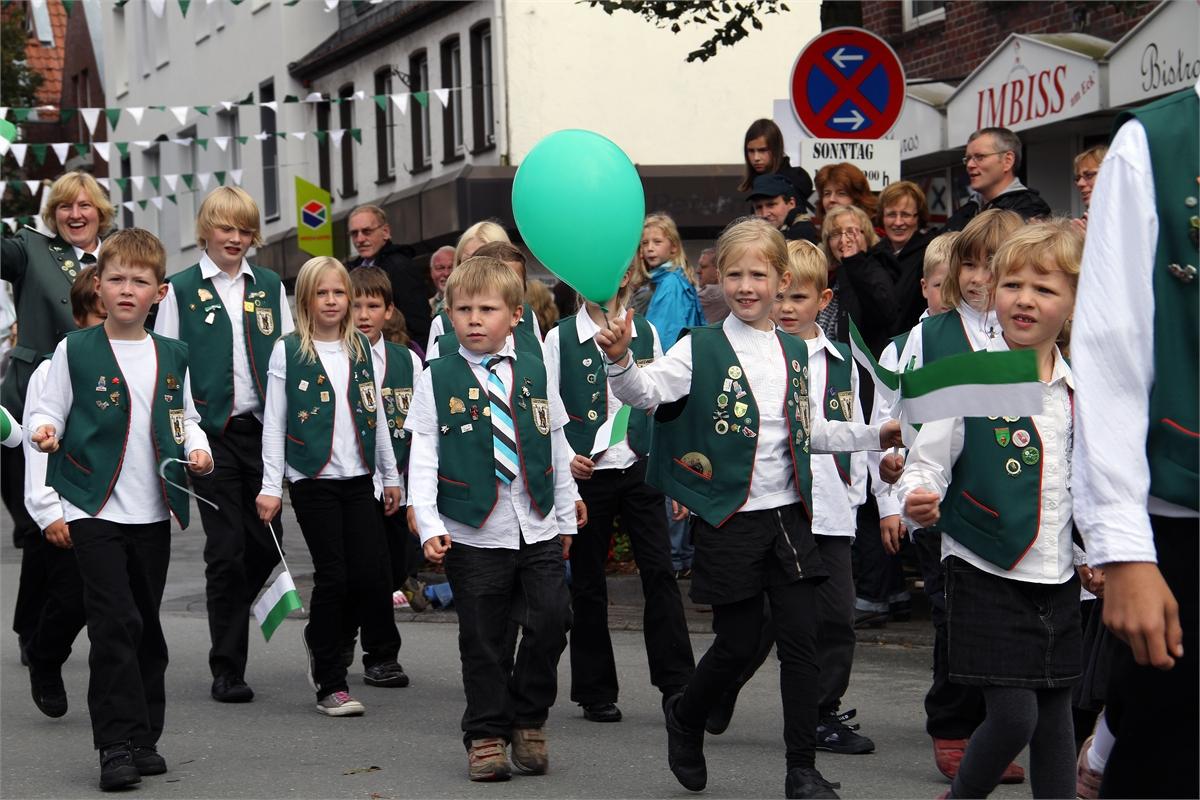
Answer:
[{"left": 860, "top": 1, "right": 1154, "bottom": 80}]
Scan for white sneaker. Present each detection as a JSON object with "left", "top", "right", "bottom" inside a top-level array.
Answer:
[
  {"left": 316, "top": 691, "right": 365, "bottom": 717},
  {"left": 392, "top": 590, "right": 410, "bottom": 609}
]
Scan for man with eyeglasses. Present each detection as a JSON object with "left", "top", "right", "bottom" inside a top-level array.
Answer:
[
  {"left": 345, "top": 204, "right": 431, "bottom": 348},
  {"left": 945, "top": 127, "right": 1051, "bottom": 232}
]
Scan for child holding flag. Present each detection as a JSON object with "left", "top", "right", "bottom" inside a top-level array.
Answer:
[
  {"left": 543, "top": 265, "right": 694, "bottom": 724},
  {"left": 898, "top": 219, "right": 1085, "bottom": 799}
]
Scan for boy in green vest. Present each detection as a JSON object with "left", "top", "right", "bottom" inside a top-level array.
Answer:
[
  {"left": 544, "top": 266, "right": 695, "bottom": 725},
  {"left": 405, "top": 256, "right": 584, "bottom": 782},
  {"left": 154, "top": 186, "right": 292, "bottom": 704},
  {"left": 29, "top": 228, "right": 213, "bottom": 791},
  {"left": 597, "top": 218, "right": 899, "bottom": 799}
]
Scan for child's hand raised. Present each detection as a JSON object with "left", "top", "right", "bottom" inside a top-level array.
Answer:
[
  {"left": 905, "top": 488, "right": 941, "bottom": 528},
  {"left": 32, "top": 424, "right": 59, "bottom": 453},
  {"left": 593, "top": 308, "right": 634, "bottom": 364},
  {"left": 424, "top": 534, "right": 451, "bottom": 564}
]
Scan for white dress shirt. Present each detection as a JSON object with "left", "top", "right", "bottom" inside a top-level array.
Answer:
[
  {"left": 894, "top": 301, "right": 999, "bottom": 375},
  {"left": 30, "top": 335, "right": 211, "bottom": 524},
  {"left": 154, "top": 253, "right": 295, "bottom": 419},
  {"left": 22, "top": 361, "right": 63, "bottom": 531},
  {"left": 405, "top": 343, "right": 580, "bottom": 548},
  {"left": 259, "top": 338, "right": 400, "bottom": 497},
  {"left": 425, "top": 307, "right": 543, "bottom": 360},
  {"left": 897, "top": 341, "right": 1076, "bottom": 584},
  {"left": 368, "top": 335, "right": 423, "bottom": 501},
  {"left": 543, "top": 307, "right": 663, "bottom": 470},
  {"left": 805, "top": 329, "right": 867, "bottom": 537},
  {"left": 607, "top": 314, "right": 884, "bottom": 513}
]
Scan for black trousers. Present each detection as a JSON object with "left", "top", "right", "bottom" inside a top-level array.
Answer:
[
  {"left": 71, "top": 518, "right": 170, "bottom": 750},
  {"left": 852, "top": 494, "right": 906, "bottom": 605},
  {"left": 445, "top": 537, "right": 570, "bottom": 749},
  {"left": 289, "top": 475, "right": 397, "bottom": 698},
  {"left": 1101, "top": 516, "right": 1198, "bottom": 799},
  {"left": 1, "top": 442, "right": 37, "bottom": 547},
  {"left": 913, "top": 530, "right": 985, "bottom": 739},
  {"left": 568, "top": 461, "right": 694, "bottom": 705},
  {"left": 7, "top": 444, "right": 47, "bottom": 644},
  {"left": 189, "top": 416, "right": 282, "bottom": 680},
  {"left": 346, "top": 500, "right": 408, "bottom": 667},
  {"left": 26, "top": 534, "right": 86, "bottom": 671}
]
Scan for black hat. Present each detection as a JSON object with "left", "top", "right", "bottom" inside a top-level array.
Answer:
[{"left": 747, "top": 173, "right": 797, "bottom": 201}]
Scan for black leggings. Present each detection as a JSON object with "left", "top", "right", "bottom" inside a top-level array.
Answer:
[{"left": 949, "top": 686, "right": 1074, "bottom": 799}]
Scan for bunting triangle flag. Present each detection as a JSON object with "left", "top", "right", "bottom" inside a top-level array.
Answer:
[
  {"left": 412, "top": 91, "right": 429, "bottom": 108},
  {"left": 195, "top": 105, "right": 209, "bottom": 115},
  {"left": 148, "top": 0, "right": 166, "bottom": 17},
  {"left": 73, "top": 142, "right": 89, "bottom": 158},
  {"left": 179, "top": 0, "right": 192, "bottom": 18},
  {"left": 115, "top": 142, "right": 129, "bottom": 158},
  {"left": 96, "top": 177, "right": 110, "bottom": 191},
  {"left": 150, "top": 196, "right": 164, "bottom": 211},
  {"left": 329, "top": 129, "right": 345, "bottom": 146},
  {"left": 290, "top": 131, "right": 306, "bottom": 141},
  {"left": 93, "top": 142, "right": 110, "bottom": 162},
  {"left": 198, "top": 172, "right": 212, "bottom": 190},
  {"left": 9, "top": 143, "right": 27, "bottom": 166},
  {"left": 390, "top": 93, "right": 409, "bottom": 116},
  {"left": 433, "top": 88, "right": 450, "bottom": 108},
  {"left": 105, "top": 108, "right": 121, "bottom": 130},
  {"left": 214, "top": 171, "right": 226, "bottom": 186},
  {"left": 304, "top": 92, "right": 324, "bottom": 102},
  {"left": 212, "top": 136, "right": 229, "bottom": 151},
  {"left": 373, "top": 95, "right": 387, "bottom": 111},
  {"left": 30, "top": 144, "right": 48, "bottom": 166},
  {"left": 229, "top": 168, "right": 243, "bottom": 185},
  {"left": 149, "top": 176, "right": 161, "bottom": 191},
  {"left": 350, "top": 128, "right": 361, "bottom": 144},
  {"left": 181, "top": 174, "right": 194, "bottom": 190},
  {"left": 261, "top": 101, "right": 278, "bottom": 113},
  {"left": 123, "top": 201, "right": 135, "bottom": 213},
  {"left": 80, "top": 108, "right": 101, "bottom": 136},
  {"left": 51, "top": 143, "right": 70, "bottom": 164},
  {"left": 127, "top": 107, "right": 146, "bottom": 125},
  {"left": 131, "top": 140, "right": 151, "bottom": 149},
  {"left": 219, "top": 101, "right": 234, "bottom": 112},
  {"left": 131, "top": 175, "right": 145, "bottom": 191},
  {"left": 170, "top": 106, "right": 189, "bottom": 125},
  {"left": 25, "top": 180, "right": 42, "bottom": 195},
  {"left": 164, "top": 174, "right": 178, "bottom": 192}
]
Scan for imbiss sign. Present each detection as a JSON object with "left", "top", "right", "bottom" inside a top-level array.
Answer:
[{"left": 946, "top": 34, "right": 1106, "bottom": 146}]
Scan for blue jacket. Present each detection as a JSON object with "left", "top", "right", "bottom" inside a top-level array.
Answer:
[{"left": 645, "top": 264, "right": 704, "bottom": 349}]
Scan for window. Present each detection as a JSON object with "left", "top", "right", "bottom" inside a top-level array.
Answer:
[
  {"left": 316, "top": 100, "right": 332, "bottom": 192},
  {"left": 137, "top": 1, "right": 155, "bottom": 77},
  {"left": 178, "top": 126, "right": 199, "bottom": 249},
  {"left": 470, "top": 23, "right": 495, "bottom": 151},
  {"left": 30, "top": 0, "right": 54, "bottom": 44},
  {"left": 218, "top": 108, "right": 241, "bottom": 171},
  {"left": 338, "top": 84, "right": 357, "bottom": 197},
  {"left": 410, "top": 51, "right": 431, "bottom": 169},
  {"left": 902, "top": 0, "right": 946, "bottom": 30},
  {"left": 112, "top": 3, "right": 129, "bottom": 96},
  {"left": 374, "top": 69, "right": 396, "bottom": 181},
  {"left": 120, "top": 154, "right": 134, "bottom": 229},
  {"left": 260, "top": 80, "right": 279, "bottom": 219},
  {"left": 144, "top": 145, "right": 164, "bottom": 239},
  {"left": 441, "top": 37, "right": 464, "bottom": 161}
]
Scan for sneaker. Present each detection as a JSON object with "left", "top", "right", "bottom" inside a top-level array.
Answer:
[
  {"left": 211, "top": 674, "right": 254, "bottom": 703},
  {"left": 132, "top": 744, "right": 167, "bottom": 776},
  {"left": 832, "top": 708, "right": 861, "bottom": 730},
  {"left": 316, "top": 690, "right": 365, "bottom": 716},
  {"left": 98, "top": 742, "right": 141, "bottom": 791},
  {"left": 363, "top": 661, "right": 410, "bottom": 688},
  {"left": 28, "top": 664, "right": 68, "bottom": 718},
  {"left": 932, "top": 738, "right": 1024, "bottom": 783},
  {"left": 664, "top": 693, "right": 706, "bottom": 791},
  {"left": 853, "top": 608, "right": 889, "bottom": 629},
  {"left": 785, "top": 766, "right": 841, "bottom": 799},
  {"left": 582, "top": 702, "right": 623, "bottom": 723},
  {"left": 392, "top": 590, "right": 411, "bottom": 609},
  {"left": 403, "top": 577, "right": 430, "bottom": 612},
  {"left": 301, "top": 626, "right": 317, "bottom": 691},
  {"left": 467, "top": 737, "right": 511, "bottom": 782},
  {"left": 1076, "top": 735, "right": 1102, "bottom": 799},
  {"left": 510, "top": 727, "right": 549, "bottom": 775},
  {"left": 815, "top": 714, "right": 875, "bottom": 754}
]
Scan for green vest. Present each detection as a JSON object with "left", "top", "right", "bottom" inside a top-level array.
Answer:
[
  {"left": 648, "top": 324, "right": 813, "bottom": 528},
  {"left": 819, "top": 343, "right": 855, "bottom": 485},
  {"left": 430, "top": 351, "right": 555, "bottom": 528},
  {"left": 558, "top": 313, "right": 654, "bottom": 458},
  {"left": 1117, "top": 89, "right": 1199, "bottom": 510},
  {"left": 47, "top": 326, "right": 193, "bottom": 527},
  {"left": 435, "top": 305, "right": 541, "bottom": 357},
  {"left": 282, "top": 332, "right": 377, "bottom": 478},
  {"left": 921, "top": 309, "right": 972, "bottom": 364},
  {"left": 168, "top": 264, "right": 284, "bottom": 437},
  {"left": 942, "top": 416, "right": 1044, "bottom": 570},
  {"left": 380, "top": 341, "right": 415, "bottom": 474}
]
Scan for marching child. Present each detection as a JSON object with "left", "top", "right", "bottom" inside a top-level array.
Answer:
[
  {"left": 543, "top": 264, "right": 695, "bottom": 724},
  {"left": 22, "top": 266, "right": 105, "bottom": 721},
  {"left": 255, "top": 257, "right": 402, "bottom": 717},
  {"left": 30, "top": 228, "right": 213, "bottom": 791},
  {"left": 899, "top": 219, "right": 1085, "bottom": 799},
  {"left": 426, "top": 221, "right": 515, "bottom": 354},
  {"left": 405, "top": 256, "right": 583, "bottom": 782},
  {"left": 596, "top": 217, "right": 899, "bottom": 799},
  {"left": 154, "top": 186, "right": 293, "bottom": 703}
]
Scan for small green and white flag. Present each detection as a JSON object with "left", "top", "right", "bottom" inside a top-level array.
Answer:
[
  {"left": 899, "top": 349, "right": 1042, "bottom": 424},
  {"left": 590, "top": 404, "right": 631, "bottom": 456},
  {"left": 847, "top": 318, "right": 900, "bottom": 401},
  {"left": 253, "top": 571, "right": 303, "bottom": 642},
  {"left": 0, "top": 405, "right": 21, "bottom": 448}
]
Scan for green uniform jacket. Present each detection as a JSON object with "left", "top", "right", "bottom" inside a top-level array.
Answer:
[
  {"left": 435, "top": 305, "right": 541, "bottom": 357},
  {"left": 380, "top": 341, "right": 415, "bottom": 474}
]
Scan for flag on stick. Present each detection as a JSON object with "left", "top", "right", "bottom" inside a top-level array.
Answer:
[
  {"left": 253, "top": 571, "right": 302, "bottom": 642},
  {"left": 898, "top": 348, "right": 1042, "bottom": 424},
  {"left": 847, "top": 318, "right": 899, "bottom": 400},
  {"left": 590, "top": 404, "right": 631, "bottom": 456}
]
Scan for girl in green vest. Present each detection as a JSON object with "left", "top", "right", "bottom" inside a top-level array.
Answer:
[
  {"left": 899, "top": 220, "right": 1085, "bottom": 799},
  {"left": 255, "top": 257, "right": 403, "bottom": 718},
  {"left": 598, "top": 217, "right": 899, "bottom": 799}
]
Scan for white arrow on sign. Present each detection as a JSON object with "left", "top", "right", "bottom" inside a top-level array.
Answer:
[
  {"left": 831, "top": 47, "right": 864, "bottom": 70},
  {"left": 832, "top": 109, "right": 866, "bottom": 130}
]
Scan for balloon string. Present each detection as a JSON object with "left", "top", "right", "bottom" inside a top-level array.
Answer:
[{"left": 158, "top": 457, "right": 220, "bottom": 510}]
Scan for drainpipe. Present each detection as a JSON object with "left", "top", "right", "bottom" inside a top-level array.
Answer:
[{"left": 494, "top": 0, "right": 511, "bottom": 165}]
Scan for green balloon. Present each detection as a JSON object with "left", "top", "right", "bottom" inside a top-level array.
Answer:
[{"left": 512, "top": 130, "right": 645, "bottom": 305}]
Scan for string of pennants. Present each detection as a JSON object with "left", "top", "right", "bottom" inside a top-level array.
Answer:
[{"left": 3, "top": 0, "right": 381, "bottom": 19}]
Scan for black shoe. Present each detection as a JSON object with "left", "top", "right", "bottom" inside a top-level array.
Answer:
[
  {"left": 211, "top": 674, "right": 254, "bottom": 703},
  {"left": 582, "top": 702, "right": 623, "bottom": 722},
  {"left": 363, "top": 661, "right": 410, "bottom": 688},
  {"left": 132, "top": 745, "right": 167, "bottom": 776},
  {"left": 853, "top": 608, "right": 889, "bottom": 629},
  {"left": 664, "top": 693, "right": 706, "bottom": 791},
  {"left": 785, "top": 766, "right": 841, "bottom": 799},
  {"left": 98, "top": 743, "right": 142, "bottom": 791},
  {"left": 815, "top": 714, "right": 875, "bottom": 754},
  {"left": 29, "top": 665, "right": 68, "bottom": 718},
  {"left": 705, "top": 685, "right": 741, "bottom": 735},
  {"left": 832, "top": 707, "right": 861, "bottom": 730}
]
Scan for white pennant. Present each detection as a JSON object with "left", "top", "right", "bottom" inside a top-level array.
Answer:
[
  {"left": 0, "top": 139, "right": 9, "bottom": 158},
  {"left": 433, "top": 88, "right": 450, "bottom": 108},
  {"left": 9, "top": 143, "right": 26, "bottom": 165},
  {"left": 150, "top": 196, "right": 164, "bottom": 211},
  {"left": 260, "top": 101, "right": 278, "bottom": 113},
  {"left": 127, "top": 107, "right": 146, "bottom": 125},
  {"left": 25, "top": 180, "right": 42, "bottom": 196},
  {"left": 80, "top": 108, "right": 101, "bottom": 136},
  {"left": 96, "top": 177, "right": 110, "bottom": 191},
  {"left": 148, "top": 0, "right": 166, "bottom": 17},
  {"left": 352, "top": 90, "right": 365, "bottom": 102},
  {"left": 0, "top": 108, "right": 8, "bottom": 122},
  {"left": 229, "top": 169, "right": 243, "bottom": 185},
  {"left": 131, "top": 175, "right": 145, "bottom": 191},
  {"left": 131, "top": 140, "right": 151, "bottom": 149},
  {"left": 2, "top": 217, "right": 15, "bottom": 232},
  {"left": 51, "top": 143, "right": 70, "bottom": 164},
  {"left": 391, "top": 94, "right": 409, "bottom": 115},
  {"left": 170, "top": 137, "right": 193, "bottom": 147},
  {"left": 304, "top": 92, "right": 324, "bottom": 103},
  {"left": 323, "top": 0, "right": 338, "bottom": 11},
  {"left": 212, "top": 136, "right": 229, "bottom": 151},
  {"left": 253, "top": 131, "right": 269, "bottom": 141},
  {"left": 329, "top": 129, "right": 345, "bottom": 147},
  {"left": 164, "top": 174, "right": 179, "bottom": 192},
  {"left": 291, "top": 132, "right": 306, "bottom": 141},
  {"left": 92, "top": 142, "right": 110, "bottom": 163},
  {"left": 170, "top": 106, "right": 189, "bottom": 125},
  {"left": 123, "top": 201, "right": 135, "bottom": 213},
  {"left": 198, "top": 173, "right": 212, "bottom": 190},
  {"left": 219, "top": 101, "right": 233, "bottom": 112}
]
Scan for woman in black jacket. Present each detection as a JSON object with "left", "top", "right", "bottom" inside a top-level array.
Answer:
[
  {"left": 873, "top": 181, "right": 934, "bottom": 334},
  {"left": 818, "top": 204, "right": 897, "bottom": 357}
]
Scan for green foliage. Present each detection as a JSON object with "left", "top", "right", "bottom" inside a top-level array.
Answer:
[
  {"left": 1, "top": 6, "right": 44, "bottom": 222},
  {"left": 584, "top": 0, "right": 791, "bottom": 63}
]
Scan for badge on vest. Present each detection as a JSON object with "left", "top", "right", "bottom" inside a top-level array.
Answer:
[
  {"left": 837, "top": 391, "right": 853, "bottom": 421},
  {"left": 359, "top": 382, "right": 377, "bottom": 413},
  {"left": 169, "top": 408, "right": 186, "bottom": 444},
  {"left": 994, "top": 427, "right": 1010, "bottom": 447},
  {"left": 449, "top": 396, "right": 466, "bottom": 415},
  {"left": 395, "top": 389, "right": 412, "bottom": 415},
  {"left": 1012, "top": 430, "right": 1030, "bottom": 448},
  {"left": 197, "top": 288, "right": 213, "bottom": 302},
  {"left": 680, "top": 451, "right": 713, "bottom": 478},
  {"left": 531, "top": 398, "right": 551, "bottom": 435},
  {"left": 166, "top": 374, "right": 180, "bottom": 390},
  {"left": 468, "top": 387, "right": 480, "bottom": 401},
  {"left": 255, "top": 307, "right": 275, "bottom": 336}
]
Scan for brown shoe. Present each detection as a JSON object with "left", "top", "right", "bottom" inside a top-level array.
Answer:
[
  {"left": 467, "top": 738, "right": 511, "bottom": 782},
  {"left": 511, "top": 727, "right": 549, "bottom": 775}
]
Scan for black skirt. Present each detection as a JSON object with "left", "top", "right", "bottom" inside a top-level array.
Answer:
[
  {"left": 945, "top": 556, "right": 1081, "bottom": 688},
  {"left": 688, "top": 502, "right": 828, "bottom": 606}
]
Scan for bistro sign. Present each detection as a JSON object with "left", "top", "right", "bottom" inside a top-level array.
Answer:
[{"left": 1106, "top": 0, "right": 1200, "bottom": 109}]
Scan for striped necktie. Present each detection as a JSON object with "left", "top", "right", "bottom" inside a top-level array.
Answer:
[{"left": 483, "top": 355, "right": 518, "bottom": 484}]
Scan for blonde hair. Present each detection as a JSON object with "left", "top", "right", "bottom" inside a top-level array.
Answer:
[
  {"left": 785, "top": 239, "right": 829, "bottom": 293},
  {"left": 293, "top": 257, "right": 366, "bottom": 365},
  {"left": 42, "top": 171, "right": 115, "bottom": 238},
  {"left": 716, "top": 216, "right": 789, "bottom": 280},
  {"left": 1073, "top": 145, "right": 1108, "bottom": 172},
  {"left": 195, "top": 186, "right": 264, "bottom": 248},
  {"left": 97, "top": 227, "right": 167, "bottom": 283},
  {"left": 820, "top": 204, "right": 880, "bottom": 264},
  {"left": 454, "top": 220, "right": 510, "bottom": 267},
  {"left": 445, "top": 255, "right": 524, "bottom": 312},
  {"left": 942, "top": 209, "right": 1023, "bottom": 310},
  {"left": 923, "top": 231, "right": 959, "bottom": 280},
  {"left": 994, "top": 218, "right": 1083, "bottom": 349},
  {"left": 525, "top": 280, "right": 558, "bottom": 335},
  {"left": 638, "top": 213, "right": 696, "bottom": 285}
]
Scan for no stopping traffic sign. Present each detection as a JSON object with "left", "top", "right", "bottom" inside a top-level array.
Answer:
[{"left": 790, "top": 27, "right": 906, "bottom": 140}]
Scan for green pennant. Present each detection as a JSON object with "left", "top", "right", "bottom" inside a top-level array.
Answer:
[
  {"left": 412, "top": 92, "right": 429, "bottom": 108},
  {"left": 350, "top": 128, "right": 362, "bottom": 144},
  {"left": 115, "top": 177, "right": 130, "bottom": 191},
  {"left": 313, "top": 131, "right": 328, "bottom": 144},
  {"left": 178, "top": 0, "right": 191, "bottom": 17},
  {"left": 167, "top": 194, "right": 177, "bottom": 205},
  {"left": 105, "top": 108, "right": 121, "bottom": 130},
  {"left": 230, "top": 0, "right": 244, "bottom": 4},
  {"left": 59, "top": 109, "right": 76, "bottom": 124},
  {"left": 149, "top": 176, "right": 161, "bottom": 191},
  {"left": 62, "top": 0, "right": 76, "bottom": 14},
  {"left": 373, "top": 95, "right": 387, "bottom": 111},
  {"left": 195, "top": 138, "right": 209, "bottom": 150},
  {"left": 236, "top": 136, "right": 248, "bottom": 145},
  {"left": 72, "top": 142, "right": 89, "bottom": 158},
  {"left": 275, "top": 132, "right": 287, "bottom": 139},
  {"left": 182, "top": 174, "right": 195, "bottom": 190},
  {"left": 116, "top": 142, "right": 130, "bottom": 158},
  {"left": 30, "top": 144, "right": 48, "bottom": 165},
  {"left": 137, "top": 199, "right": 148, "bottom": 210},
  {"left": 283, "top": 0, "right": 301, "bottom": 5},
  {"left": 12, "top": 109, "right": 31, "bottom": 123},
  {"left": 284, "top": 95, "right": 300, "bottom": 104},
  {"left": 151, "top": 105, "right": 166, "bottom": 112},
  {"left": 195, "top": 105, "right": 210, "bottom": 116},
  {"left": 238, "top": 92, "right": 254, "bottom": 105},
  {"left": 214, "top": 171, "right": 227, "bottom": 186}
]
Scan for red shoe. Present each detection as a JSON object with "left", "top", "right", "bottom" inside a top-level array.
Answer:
[
  {"left": 932, "top": 738, "right": 967, "bottom": 779},
  {"left": 999, "top": 760, "right": 1026, "bottom": 784}
]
